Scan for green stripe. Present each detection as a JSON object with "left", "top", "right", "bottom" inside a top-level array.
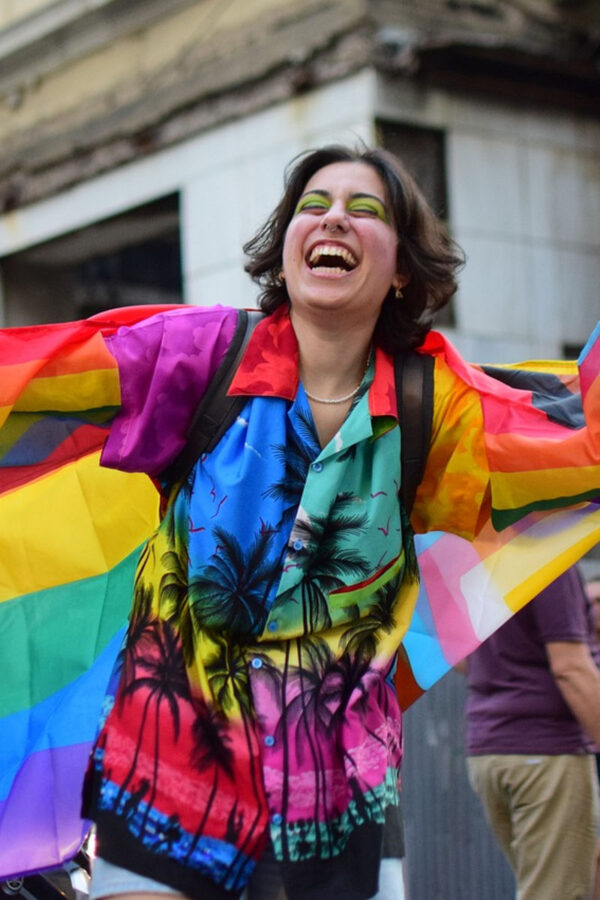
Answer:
[
  {"left": 491, "top": 488, "right": 600, "bottom": 531},
  {"left": 0, "top": 547, "right": 140, "bottom": 718}
]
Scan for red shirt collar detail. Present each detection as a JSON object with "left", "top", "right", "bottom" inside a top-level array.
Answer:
[
  {"left": 369, "top": 346, "right": 397, "bottom": 418},
  {"left": 229, "top": 305, "right": 416, "bottom": 420},
  {"left": 229, "top": 306, "right": 299, "bottom": 399}
]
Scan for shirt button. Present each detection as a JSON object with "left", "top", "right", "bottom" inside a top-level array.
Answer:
[
  {"left": 267, "top": 620, "right": 278, "bottom": 632},
  {"left": 312, "top": 461, "right": 323, "bottom": 472},
  {"left": 271, "top": 813, "right": 283, "bottom": 826},
  {"left": 264, "top": 735, "right": 276, "bottom": 747},
  {"left": 292, "top": 539, "right": 304, "bottom": 551},
  {"left": 251, "top": 657, "right": 263, "bottom": 670}
]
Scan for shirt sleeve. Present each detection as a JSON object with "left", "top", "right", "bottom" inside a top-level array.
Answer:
[
  {"left": 101, "top": 305, "right": 239, "bottom": 475},
  {"left": 532, "top": 567, "right": 590, "bottom": 644},
  {"left": 411, "top": 350, "right": 490, "bottom": 539}
]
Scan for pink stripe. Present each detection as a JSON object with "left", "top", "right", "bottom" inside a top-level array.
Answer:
[
  {"left": 418, "top": 535, "right": 482, "bottom": 664},
  {"left": 580, "top": 331, "right": 600, "bottom": 398}
]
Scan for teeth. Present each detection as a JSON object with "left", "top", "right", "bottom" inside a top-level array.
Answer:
[{"left": 308, "top": 244, "right": 357, "bottom": 269}]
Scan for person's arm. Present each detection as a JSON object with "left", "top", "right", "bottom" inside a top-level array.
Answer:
[{"left": 546, "top": 640, "right": 600, "bottom": 746}]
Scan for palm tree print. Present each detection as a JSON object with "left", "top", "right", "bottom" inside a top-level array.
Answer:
[
  {"left": 205, "top": 636, "right": 267, "bottom": 864},
  {"left": 114, "top": 619, "right": 191, "bottom": 827},
  {"left": 339, "top": 574, "right": 400, "bottom": 661},
  {"left": 279, "top": 492, "right": 371, "bottom": 633},
  {"left": 262, "top": 412, "right": 314, "bottom": 531},
  {"left": 189, "top": 526, "right": 281, "bottom": 637},
  {"left": 280, "top": 637, "right": 335, "bottom": 855},
  {"left": 184, "top": 696, "right": 234, "bottom": 862},
  {"left": 160, "top": 545, "right": 195, "bottom": 667},
  {"left": 115, "top": 580, "right": 156, "bottom": 713}
]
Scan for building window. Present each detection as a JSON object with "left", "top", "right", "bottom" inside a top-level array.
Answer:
[
  {"left": 376, "top": 121, "right": 454, "bottom": 326},
  {"left": 1, "top": 194, "right": 182, "bottom": 326}
]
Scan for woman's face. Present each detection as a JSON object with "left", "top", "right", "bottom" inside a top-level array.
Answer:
[{"left": 281, "top": 161, "right": 402, "bottom": 327}]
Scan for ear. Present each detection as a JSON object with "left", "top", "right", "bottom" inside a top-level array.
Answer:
[{"left": 392, "top": 274, "right": 410, "bottom": 291}]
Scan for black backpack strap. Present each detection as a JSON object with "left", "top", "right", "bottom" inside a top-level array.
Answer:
[
  {"left": 395, "top": 350, "right": 434, "bottom": 516},
  {"left": 161, "top": 308, "right": 264, "bottom": 485}
]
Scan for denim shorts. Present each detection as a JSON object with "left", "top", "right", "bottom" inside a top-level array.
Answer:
[
  {"left": 90, "top": 850, "right": 287, "bottom": 900},
  {"left": 90, "top": 853, "right": 405, "bottom": 900},
  {"left": 90, "top": 858, "right": 183, "bottom": 899}
]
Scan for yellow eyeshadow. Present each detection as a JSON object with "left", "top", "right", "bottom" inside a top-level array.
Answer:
[
  {"left": 347, "top": 197, "right": 388, "bottom": 221},
  {"left": 294, "top": 193, "right": 331, "bottom": 214},
  {"left": 293, "top": 192, "right": 389, "bottom": 222}
]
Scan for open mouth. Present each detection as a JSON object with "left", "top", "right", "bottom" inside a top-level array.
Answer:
[{"left": 307, "top": 243, "right": 358, "bottom": 275}]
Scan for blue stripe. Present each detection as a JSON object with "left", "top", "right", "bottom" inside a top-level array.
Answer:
[{"left": 0, "top": 627, "right": 124, "bottom": 801}]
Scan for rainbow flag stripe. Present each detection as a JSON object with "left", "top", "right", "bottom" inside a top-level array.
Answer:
[{"left": 0, "top": 309, "right": 163, "bottom": 878}]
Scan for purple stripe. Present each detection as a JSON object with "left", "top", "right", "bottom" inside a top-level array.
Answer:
[{"left": 0, "top": 743, "right": 91, "bottom": 879}]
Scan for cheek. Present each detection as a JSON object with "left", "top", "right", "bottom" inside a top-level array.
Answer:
[
  {"left": 282, "top": 221, "right": 306, "bottom": 270},
  {"left": 369, "top": 233, "right": 398, "bottom": 279}
]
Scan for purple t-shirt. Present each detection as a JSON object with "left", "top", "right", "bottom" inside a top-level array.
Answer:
[{"left": 466, "top": 566, "right": 600, "bottom": 755}]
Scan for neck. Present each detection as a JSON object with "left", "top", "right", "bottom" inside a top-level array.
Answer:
[{"left": 290, "top": 308, "right": 374, "bottom": 401}]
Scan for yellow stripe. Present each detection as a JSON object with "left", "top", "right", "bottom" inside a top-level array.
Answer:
[
  {"left": 13, "top": 369, "right": 121, "bottom": 413},
  {"left": 490, "top": 464, "right": 599, "bottom": 508},
  {"left": 0, "top": 451, "right": 158, "bottom": 602},
  {"left": 491, "top": 359, "right": 578, "bottom": 375},
  {"left": 462, "top": 507, "right": 600, "bottom": 622}
]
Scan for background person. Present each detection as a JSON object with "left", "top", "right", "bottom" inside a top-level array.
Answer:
[{"left": 464, "top": 565, "right": 600, "bottom": 900}]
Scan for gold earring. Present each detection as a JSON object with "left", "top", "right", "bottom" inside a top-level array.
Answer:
[
  {"left": 277, "top": 269, "right": 285, "bottom": 284},
  {"left": 395, "top": 286, "right": 403, "bottom": 300}
]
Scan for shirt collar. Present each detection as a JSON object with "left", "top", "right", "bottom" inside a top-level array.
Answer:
[
  {"left": 229, "top": 305, "right": 299, "bottom": 399},
  {"left": 229, "top": 305, "right": 401, "bottom": 419}
]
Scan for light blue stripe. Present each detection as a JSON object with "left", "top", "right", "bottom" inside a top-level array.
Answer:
[{"left": 403, "top": 608, "right": 449, "bottom": 690}]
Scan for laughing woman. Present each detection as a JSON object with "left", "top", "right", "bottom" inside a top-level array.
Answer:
[{"left": 2, "top": 145, "right": 600, "bottom": 900}]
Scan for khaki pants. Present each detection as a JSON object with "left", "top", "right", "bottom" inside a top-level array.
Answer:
[{"left": 468, "top": 754, "right": 599, "bottom": 900}]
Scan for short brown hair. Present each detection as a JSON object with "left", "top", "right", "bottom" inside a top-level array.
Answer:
[{"left": 243, "top": 144, "right": 464, "bottom": 352}]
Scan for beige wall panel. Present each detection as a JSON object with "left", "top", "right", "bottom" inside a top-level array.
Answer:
[
  {"left": 0, "top": 0, "right": 363, "bottom": 150},
  {"left": 0, "top": 0, "right": 53, "bottom": 31}
]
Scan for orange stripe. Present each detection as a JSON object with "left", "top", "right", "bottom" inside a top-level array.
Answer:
[
  {"left": 0, "top": 333, "right": 117, "bottom": 407},
  {"left": 33, "top": 331, "right": 117, "bottom": 378},
  {"left": 485, "top": 431, "right": 596, "bottom": 472}
]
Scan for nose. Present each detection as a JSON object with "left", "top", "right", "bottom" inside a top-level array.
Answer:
[{"left": 321, "top": 201, "right": 348, "bottom": 232}]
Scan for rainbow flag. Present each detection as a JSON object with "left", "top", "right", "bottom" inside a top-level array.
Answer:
[
  {"left": 395, "top": 323, "right": 600, "bottom": 707},
  {"left": 0, "top": 309, "right": 163, "bottom": 878},
  {"left": 1, "top": 308, "right": 599, "bottom": 877}
]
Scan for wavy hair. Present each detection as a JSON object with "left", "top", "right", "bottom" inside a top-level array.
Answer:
[{"left": 243, "top": 144, "right": 464, "bottom": 352}]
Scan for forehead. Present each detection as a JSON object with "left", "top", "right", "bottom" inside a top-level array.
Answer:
[{"left": 302, "top": 161, "right": 387, "bottom": 199}]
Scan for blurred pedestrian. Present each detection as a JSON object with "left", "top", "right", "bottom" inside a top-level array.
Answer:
[{"left": 464, "top": 566, "right": 600, "bottom": 900}]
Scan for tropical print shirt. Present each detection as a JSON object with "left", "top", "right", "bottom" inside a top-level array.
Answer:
[{"left": 78, "top": 303, "right": 600, "bottom": 900}]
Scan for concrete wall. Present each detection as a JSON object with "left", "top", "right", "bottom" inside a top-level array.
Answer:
[
  {"left": 448, "top": 102, "right": 600, "bottom": 363},
  {"left": 0, "top": 0, "right": 50, "bottom": 30},
  {"left": 0, "top": 70, "right": 377, "bottom": 323},
  {"left": 376, "top": 76, "right": 600, "bottom": 362},
  {"left": 3, "top": 66, "right": 598, "bottom": 363}
]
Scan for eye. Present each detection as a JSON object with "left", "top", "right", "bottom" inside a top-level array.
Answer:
[
  {"left": 347, "top": 198, "right": 388, "bottom": 222},
  {"left": 294, "top": 193, "right": 331, "bottom": 215}
]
